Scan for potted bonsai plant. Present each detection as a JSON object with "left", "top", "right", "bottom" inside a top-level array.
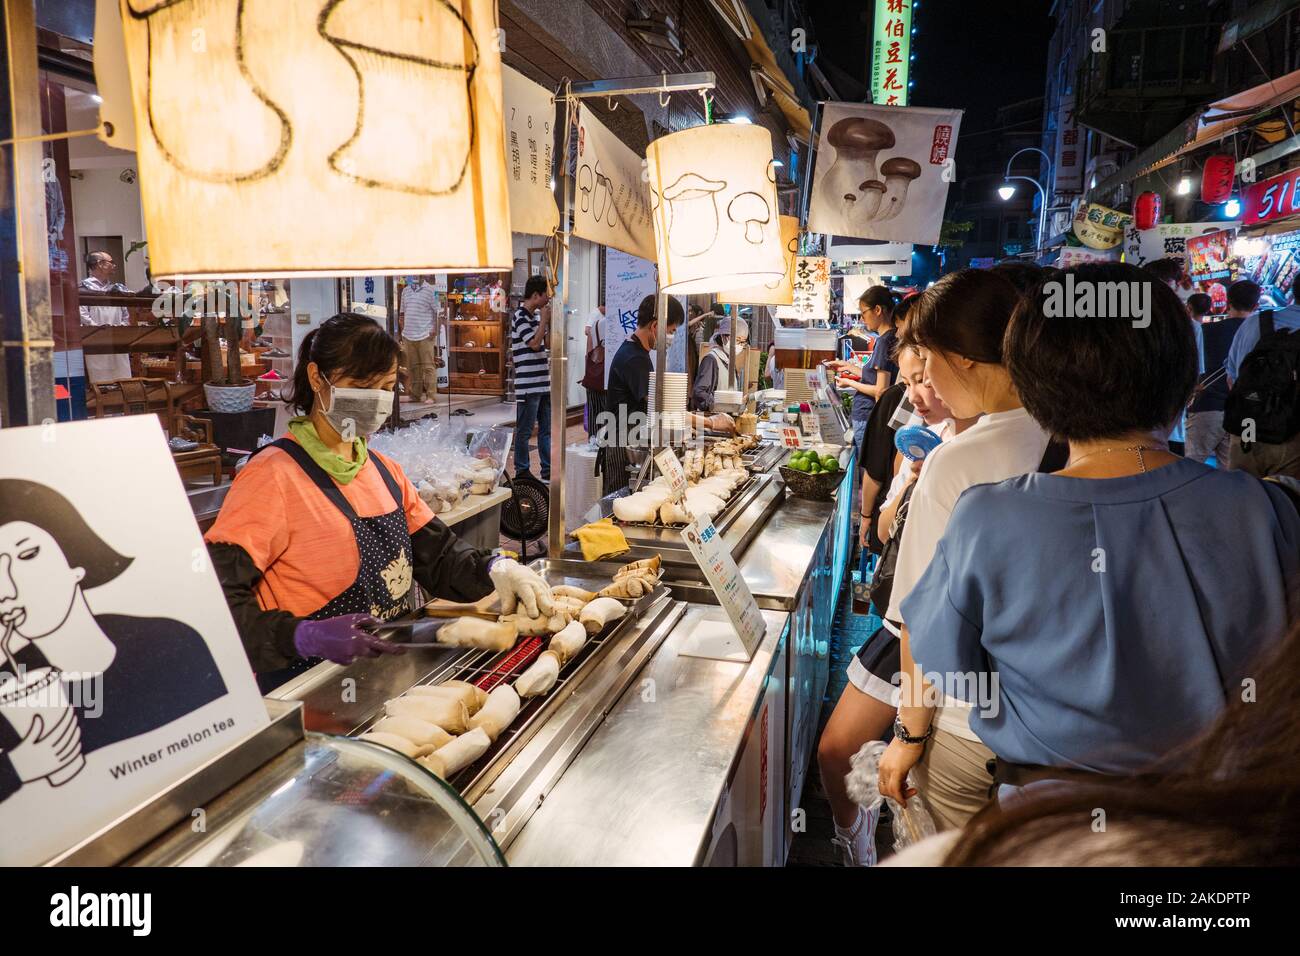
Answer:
[{"left": 202, "top": 282, "right": 257, "bottom": 413}]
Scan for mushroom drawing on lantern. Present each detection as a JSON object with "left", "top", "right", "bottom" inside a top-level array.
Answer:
[
  {"left": 820, "top": 116, "right": 895, "bottom": 225},
  {"left": 877, "top": 158, "right": 923, "bottom": 221},
  {"left": 728, "top": 192, "right": 772, "bottom": 244},
  {"left": 124, "top": 0, "right": 290, "bottom": 183},
  {"left": 320, "top": 0, "right": 479, "bottom": 196},
  {"left": 659, "top": 173, "right": 728, "bottom": 257}
]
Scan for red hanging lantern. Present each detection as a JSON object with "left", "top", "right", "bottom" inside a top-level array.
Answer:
[
  {"left": 1201, "top": 154, "right": 1236, "bottom": 204},
  {"left": 1134, "top": 191, "right": 1162, "bottom": 230}
]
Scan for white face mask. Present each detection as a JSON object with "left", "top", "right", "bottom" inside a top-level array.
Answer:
[{"left": 320, "top": 378, "right": 393, "bottom": 439}]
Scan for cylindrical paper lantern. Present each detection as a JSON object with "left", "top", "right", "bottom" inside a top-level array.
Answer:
[
  {"left": 1134, "top": 191, "right": 1162, "bottom": 230},
  {"left": 721, "top": 215, "right": 800, "bottom": 305},
  {"left": 1201, "top": 154, "right": 1236, "bottom": 205},
  {"left": 116, "top": 0, "right": 512, "bottom": 278},
  {"left": 646, "top": 124, "right": 785, "bottom": 294}
]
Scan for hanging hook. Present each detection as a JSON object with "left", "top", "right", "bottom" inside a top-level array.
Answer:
[
  {"left": 608, "top": 95, "right": 619, "bottom": 112},
  {"left": 659, "top": 72, "right": 671, "bottom": 108},
  {"left": 700, "top": 89, "right": 713, "bottom": 113}
]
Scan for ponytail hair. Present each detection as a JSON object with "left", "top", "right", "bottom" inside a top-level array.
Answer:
[{"left": 286, "top": 313, "right": 401, "bottom": 414}]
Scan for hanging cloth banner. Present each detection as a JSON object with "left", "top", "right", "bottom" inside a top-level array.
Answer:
[
  {"left": 573, "top": 104, "right": 656, "bottom": 261},
  {"left": 502, "top": 66, "right": 559, "bottom": 237},
  {"left": 114, "top": 0, "right": 512, "bottom": 278},
  {"left": 721, "top": 214, "right": 800, "bottom": 306},
  {"left": 809, "top": 102, "right": 962, "bottom": 245}
]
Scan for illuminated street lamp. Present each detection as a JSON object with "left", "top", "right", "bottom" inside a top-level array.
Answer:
[{"left": 997, "top": 147, "right": 1054, "bottom": 259}]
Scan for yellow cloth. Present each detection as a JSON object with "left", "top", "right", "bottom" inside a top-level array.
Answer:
[{"left": 570, "top": 518, "right": 630, "bottom": 562}]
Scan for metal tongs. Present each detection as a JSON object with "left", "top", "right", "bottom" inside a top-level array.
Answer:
[{"left": 359, "top": 617, "right": 448, "bottom": 648}]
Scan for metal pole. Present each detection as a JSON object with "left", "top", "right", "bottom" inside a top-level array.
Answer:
[
  {"left": 654, "top": 292, "right": 667, "bottom": 447},
  {"left": 0, "top": 0, "right": 54, "bottom": 427},
  {"left": 727, "top": 315, "right": 737, "bottom": 390},
  {"left": 548, "top": 105, "right": 574, "bottom": 557}
]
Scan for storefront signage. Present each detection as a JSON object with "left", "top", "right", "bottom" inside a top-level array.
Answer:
[
  {"left": 1186, "top": 229, "right": 1234, "bottom": 280},
  {"left": 1053, "top": 93, "right": 1083, "bottom": 195},
  {"left": 113, "top": 0, "right": 512, "bottom": 278},
  {"left": 1072, "top": 202, "right": 1131, "bottom": 250},
  {"left": 0, "top": 417, "right": 269, "bottom": 865},
  {"left": 573, "top": 105, "right": 656, "bottom": 261},
  {"left": 1242, "top": 166, "right": 1300, "bottom": 227},
  {"left": 791, "top": 256, "right": 831, "bottom": 320},
  {"left": 870, "top": 0, "right": 912, "bottom": 107},
  {"left": 1057, "top": 246, "right": 1120, "bottom": 268},
  {"left": 1121, "top": 221, "right": 1241, "bottom": 269},
  {"left": 809, "top": 103, "right": 962, "bottom": 245},
  {"left": 502, "top": 66, "right": 560, "bottom": 238},
  {"left": 681, "top": 517, "right": 767, "bottom": 657}
]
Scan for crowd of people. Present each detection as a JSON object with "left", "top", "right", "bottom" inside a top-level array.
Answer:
[{"left": 819, "top": 258, "right": 1300, "bottom": 867}]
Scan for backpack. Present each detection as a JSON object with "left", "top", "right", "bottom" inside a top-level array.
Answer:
[
  {"left": 581, "top": 319, "right": 606, "bottom": 391},
  {"left": 1224, "top": 311, "right": 1300, "bottom": 445}
]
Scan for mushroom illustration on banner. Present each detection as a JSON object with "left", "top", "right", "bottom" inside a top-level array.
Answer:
[
  {"left": 578, "top": 164, "right": 594, "bottom": 212},
  {"left": 809, "top": 103, "right": 963, "bottom": 246},
  {"left": 820, "top": 116, "right": 895, "bottom": 223}
]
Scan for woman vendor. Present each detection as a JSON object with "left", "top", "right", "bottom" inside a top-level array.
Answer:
[
  {"left": 205, "top": 313, "right": 554, "bottom": 692},
  {"left": 690, "top": 316, "right": 748, "bottom": 413}
]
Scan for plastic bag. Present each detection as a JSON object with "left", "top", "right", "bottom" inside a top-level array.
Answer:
[{"left": 845, "top": 739, "right": 938, "bottom": 853}]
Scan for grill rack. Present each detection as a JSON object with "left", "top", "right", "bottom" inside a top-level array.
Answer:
[
  {"left": 349, "top": 583, "right": 666, "bottom": 796},
  {"left": 613, "top": 473, "right": 759, "bottom": 529}
]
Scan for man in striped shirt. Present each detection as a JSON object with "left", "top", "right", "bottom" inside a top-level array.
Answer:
[
  {"left": 512, "top": 275, "right": 552, "bottom": 482},
  {"left": 399, "top": 275, "right": 440, "bottom": 402}
]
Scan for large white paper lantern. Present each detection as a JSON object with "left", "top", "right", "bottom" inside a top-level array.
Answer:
[
  {"left": 721, "top": 214, "right": 800, "bottom": 305},
  {"left": 115, "top": 0, "right": 511, "bottom": 279},
  {"left": 646, "top": 123, "right": 785, "bottom": 295}
]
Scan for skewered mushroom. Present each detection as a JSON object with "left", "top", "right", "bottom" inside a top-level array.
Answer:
[
  {"left": 358, "top": 731, "right": 436, "bottom": 759},
  {"left": 384, "top": 695, "right": 470, "bottom": 734},
  {"left": 370, "top": 716, "right": 455, "bottom": 750},
  {"left": 515, "top": 650, "right": 561, "bottom": 698},
  {"left": 467, "top": 685, "right": 521, "bottom": 742},
  {"left": 579, "top": 597, "right": 629, "bottom": 634},
  {"left": 429, "top": 727, "right": 492, "bottom": 776}
]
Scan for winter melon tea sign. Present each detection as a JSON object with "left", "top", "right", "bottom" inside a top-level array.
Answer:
[{"left": 0, "top": 417, "right": 267, "bottom": 865}]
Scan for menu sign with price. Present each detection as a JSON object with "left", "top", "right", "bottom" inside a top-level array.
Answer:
[
  {"left": 653, "top": 447, "right": 688, "bottom": 502},
  {"left": 780, "top": 426, "right": 808, "bottom": 449},
  {"left": 681, "top": 516, "right": 767, "bottom": 658}
]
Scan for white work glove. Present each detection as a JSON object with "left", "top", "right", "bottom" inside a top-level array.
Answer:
[{"left": 488, "top": 557, "right": 555, "bottom": 618}]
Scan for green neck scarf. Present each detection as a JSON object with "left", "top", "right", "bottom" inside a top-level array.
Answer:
[{"left": 287, "top": 416, "right": 368, "bottom": 484}]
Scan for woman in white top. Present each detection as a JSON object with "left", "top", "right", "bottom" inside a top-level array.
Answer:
[
  {"left": 815, "top": 344, "right": 976, "bottom": 865},
  {"left": 875, "top": 269, "right": 1051, "bottom": 831}
]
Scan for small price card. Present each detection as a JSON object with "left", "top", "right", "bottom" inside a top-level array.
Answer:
[
  {"left": 653, "top": 447, "right": 689, "bottom": 502},
  {"left": 681, "top": 516, "right": 767, "bottom": 656}
]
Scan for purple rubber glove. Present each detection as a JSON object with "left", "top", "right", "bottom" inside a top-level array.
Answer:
[{"left": 293, "top": 613, "right": 406, "bottom": 665}]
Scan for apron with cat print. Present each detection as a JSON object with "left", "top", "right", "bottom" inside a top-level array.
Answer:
[{"left": 255, "top": 438, "right": 414, "bottom": 692}]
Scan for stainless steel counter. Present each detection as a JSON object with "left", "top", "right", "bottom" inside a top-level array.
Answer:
[{"left": 506, "top": 605, "right": 791, "bottom": 866}]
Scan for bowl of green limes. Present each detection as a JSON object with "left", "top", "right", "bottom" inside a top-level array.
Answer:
[{"left": 779, "top": 449, "right": 844, "bottom": 501}]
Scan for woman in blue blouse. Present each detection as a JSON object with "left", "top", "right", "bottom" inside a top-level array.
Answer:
[{"left": 903, "top": 262, "right": 1300, "bottom": 785}]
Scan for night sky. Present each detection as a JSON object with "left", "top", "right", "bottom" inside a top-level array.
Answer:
[{"left": 809, "top": 0, "right": 1055, "bottom": 133}]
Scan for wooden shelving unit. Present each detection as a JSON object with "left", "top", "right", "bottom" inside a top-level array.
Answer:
[{"left": 446, "top": 274, "right": 508, "bottom": 395}]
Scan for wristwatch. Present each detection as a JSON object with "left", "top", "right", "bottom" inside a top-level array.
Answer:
[{"left": 893, "top": 715, "right": 933, "bottom": 745}]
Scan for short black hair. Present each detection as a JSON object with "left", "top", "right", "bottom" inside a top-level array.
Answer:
[
  {"left": 1227, "top": 278, "right": 1258, "bottom": 312},
  {"left": 636, "top": 294, "right": 685, "bottom": 329},
  {"left": 901, "top": 269, "right": 1021, "bottom": 364},
  {"left": 858, "top": 285, "right": 895, "bottom": 318},
  {"left": 0, "top": 479, "right": 132, "bottom": 589},
  {"left": 990, "top": 261, "right": 1045, "bottom": 294},
  {"left": 524, "top": 275, "right": 549, "bottom": 299},
  {"left": 1227, "top": 279, "right": 1261, "bottom": 312},
  {"left": 288, "top": 313, "right": 401, "bottom": 414},
  {"left": 1004, "top": 262, "right": 1197, "bottom": 441},
  {"left": 1144, "top": 257, "right": 1183, "bottom": 285},
  {"left": 1186, "top": 293, "right": 1213, "bottom": 318}
]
